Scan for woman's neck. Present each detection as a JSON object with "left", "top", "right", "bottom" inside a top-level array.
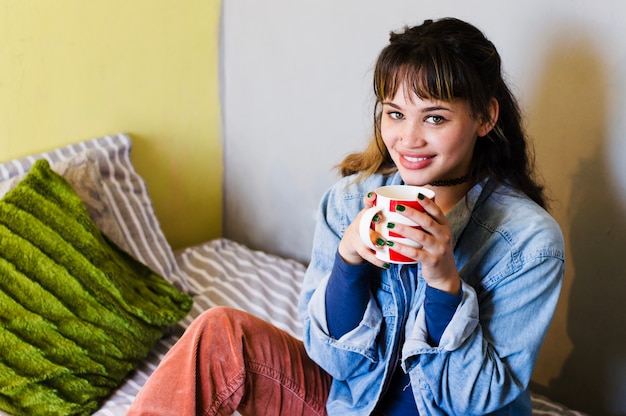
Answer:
[{"left": 424, "top": 181, "right": 473, "bottom": 214}]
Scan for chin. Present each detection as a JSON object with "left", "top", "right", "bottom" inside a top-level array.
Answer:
[
  {"left": 399, "top": 174, "right": 430, "bottom": 187},
  {"left": 401, "top": 179, "right": 431, "bottom": 187}
]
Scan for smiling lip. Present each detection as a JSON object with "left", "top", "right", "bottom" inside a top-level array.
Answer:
[{"left": 400, "top": 153, "right": 435, "bottom": 169}]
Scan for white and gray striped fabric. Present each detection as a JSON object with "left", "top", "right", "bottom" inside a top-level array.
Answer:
[
  {"left": 92, "top": 238, "right": 307, "bottom": 415},
  {"left": 0, "top": 133, "right": 186, "bottom": 291},
  {"left": 0, "top": 136, "right": 586, "bottom": 415}
]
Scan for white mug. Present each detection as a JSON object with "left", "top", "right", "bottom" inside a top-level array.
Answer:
[{"left": 358, "top": 185, "right": 435, "bottom": 264}]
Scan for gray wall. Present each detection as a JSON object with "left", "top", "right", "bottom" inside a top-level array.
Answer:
[{"left": 221, "top": 1, "right": 626, "bottom": 414}]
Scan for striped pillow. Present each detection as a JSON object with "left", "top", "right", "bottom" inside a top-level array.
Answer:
[{"left": 0, "top": 134, "right": 186, "bottom": 292}]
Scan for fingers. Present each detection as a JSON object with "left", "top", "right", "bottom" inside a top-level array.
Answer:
[
  {"left": 342, "top": 190, "right": 450, "bottom": 270},
  {"left": 340, "top": 228, "right": 389, "bottom": 269},
  {"left": 359, "top": 211, "right": 391, "bottom": 269},
  {"left": 412, "top": 193, "right": 446, "bottom": 224},
  {"left": 385, "top": 238, "right": 421, "bottom": 261},
  {"left": 389, "top": 195, "right": 452, "bottom": 260},
  {"left": 364, "top": 190, "right": 377, "bottom": 208},
  {"left": 338, "top": 191, "right": 389, "bottom": 268},
  {"left": 358, "top": 242, "right": 390, "bottom": 269},
  {"left": 395, "top": 194, "right": 448, "bottom": 236}
]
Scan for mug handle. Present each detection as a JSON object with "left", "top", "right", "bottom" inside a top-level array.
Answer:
[{"left": 358, "top": 206, "right": 383, "bottom": 250}]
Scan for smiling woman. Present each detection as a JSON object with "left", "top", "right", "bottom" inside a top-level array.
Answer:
[{"left": 126, "top": 17, "right": 566, "bottom": 416}]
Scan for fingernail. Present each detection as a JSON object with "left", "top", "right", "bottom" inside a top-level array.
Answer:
[
  {"left": 376, "top": 238, "right": 385, "bottom": 247},
  {"left": 373, "top": 214, "right": 381, "bottom": 223},
  {"left": 386, "top": 240, "right": 394, "bottom": 247},
  {"left": 367, "top": 192, "right": 373, "bottom": 198},
  {"left": 383, "top": 263, "right": 390, "bottom": 269},
  {"left": 418, "top": 193, "right": 425, "bottom": 201},
  {"left": 396, "top": 204, "right": 406, "bottom": 212},
  {"left": 386, "top": 222, "right": 395, "bottom": 229}
]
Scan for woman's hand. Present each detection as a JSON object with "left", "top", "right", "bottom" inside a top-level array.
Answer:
[
  {"left": 387, "top": 195, "right": 461, "bottom": 295},
  {"left": 337, "top": 192, "right": 390, "bottom": 269}
]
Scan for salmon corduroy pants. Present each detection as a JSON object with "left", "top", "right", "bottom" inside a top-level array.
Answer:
[{"left": 126, "top": 306, "right": 332, "bottom": 416}]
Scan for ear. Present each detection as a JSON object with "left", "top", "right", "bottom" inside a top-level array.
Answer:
[{"left": 477, "top": 98, "right": 499, "bottom": 137}]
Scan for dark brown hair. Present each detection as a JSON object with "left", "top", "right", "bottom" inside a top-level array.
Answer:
[{"left": 338, "top": 18, "right": 546, "bottom": 208}]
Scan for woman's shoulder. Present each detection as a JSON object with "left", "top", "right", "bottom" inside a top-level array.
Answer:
[
  {"left": 325, "top": 172, "right": 398, "bottom": 200},
  {"left": 474, "top": 180, "right": 564, "bottom": 253}
]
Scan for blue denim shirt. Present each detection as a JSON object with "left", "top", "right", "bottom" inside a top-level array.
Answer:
[{"left": 298, "top": 172, "right": 564, "bottom": 415}]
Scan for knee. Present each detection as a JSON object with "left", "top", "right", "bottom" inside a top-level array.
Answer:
[
  {"left": 191, "top": 306, "right": 250, "bottom": 334},
  {"left": 199, "top": 306, "right": 244, "bottom": 323}
]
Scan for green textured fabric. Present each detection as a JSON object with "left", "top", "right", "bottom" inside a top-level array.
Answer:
[{"left": 0, "top": 160, "right": 193, "bottom": 416}]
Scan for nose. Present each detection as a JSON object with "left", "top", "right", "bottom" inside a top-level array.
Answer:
[{"left": 400, "top": 120, "right": 426, "bottom": 147}]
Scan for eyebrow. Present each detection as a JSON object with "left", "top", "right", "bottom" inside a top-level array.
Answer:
[
  {"left": 422, "top": 106, "right": 453, "bottom": 113},
  {"left": 382, "top": 101, "right": 453, "bottom": 113}
]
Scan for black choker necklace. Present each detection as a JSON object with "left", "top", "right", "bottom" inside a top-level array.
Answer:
[{"left": 429, "top": 174, "right": 470, "bottom": 187}]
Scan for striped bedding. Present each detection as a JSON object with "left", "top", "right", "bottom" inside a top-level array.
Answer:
[
  {"left": 97, "top": 238, "right": 587, "bottom": 416},
  {"left": 93, "top": 238, "right": 306, "bottom": 415},
  {"left": 0, "top": 134, "right": 586, "bottom": 415}
]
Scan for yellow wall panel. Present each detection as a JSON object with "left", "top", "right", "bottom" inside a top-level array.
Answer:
[{"left": 0, "top": 0, "right": 222, "bottom": 249}]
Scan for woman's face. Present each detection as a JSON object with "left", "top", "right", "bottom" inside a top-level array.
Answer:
[{"left": 380, "top": 87, "right": 492, "bottom": 187}]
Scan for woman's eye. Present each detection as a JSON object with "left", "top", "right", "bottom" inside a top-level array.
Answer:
[
  {"left": 426, "top": 115, "right": 445, "bottom": 124},
  {"left": 388, "top": 111, "right": 404, "bottom": 120}
]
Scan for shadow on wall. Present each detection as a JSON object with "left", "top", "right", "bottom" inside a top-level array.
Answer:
[
  {"left": 529, "top": 30, "right": 626, "bottom": 416},
  {"left": 557, "top": 146, "right": 626, "bottom": 416}
]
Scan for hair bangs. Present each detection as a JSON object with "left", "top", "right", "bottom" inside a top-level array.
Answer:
[{"left": 374, "top": 44, "right": 469, "bottom": 104}]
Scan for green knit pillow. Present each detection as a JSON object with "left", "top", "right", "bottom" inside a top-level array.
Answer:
[{"left": 0, "top": 159, "right": 193, "bottom": 416}]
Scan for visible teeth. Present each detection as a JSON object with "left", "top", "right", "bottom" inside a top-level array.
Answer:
[{"left": 405, "top": 156, "right": 428, "bottom": 162}]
